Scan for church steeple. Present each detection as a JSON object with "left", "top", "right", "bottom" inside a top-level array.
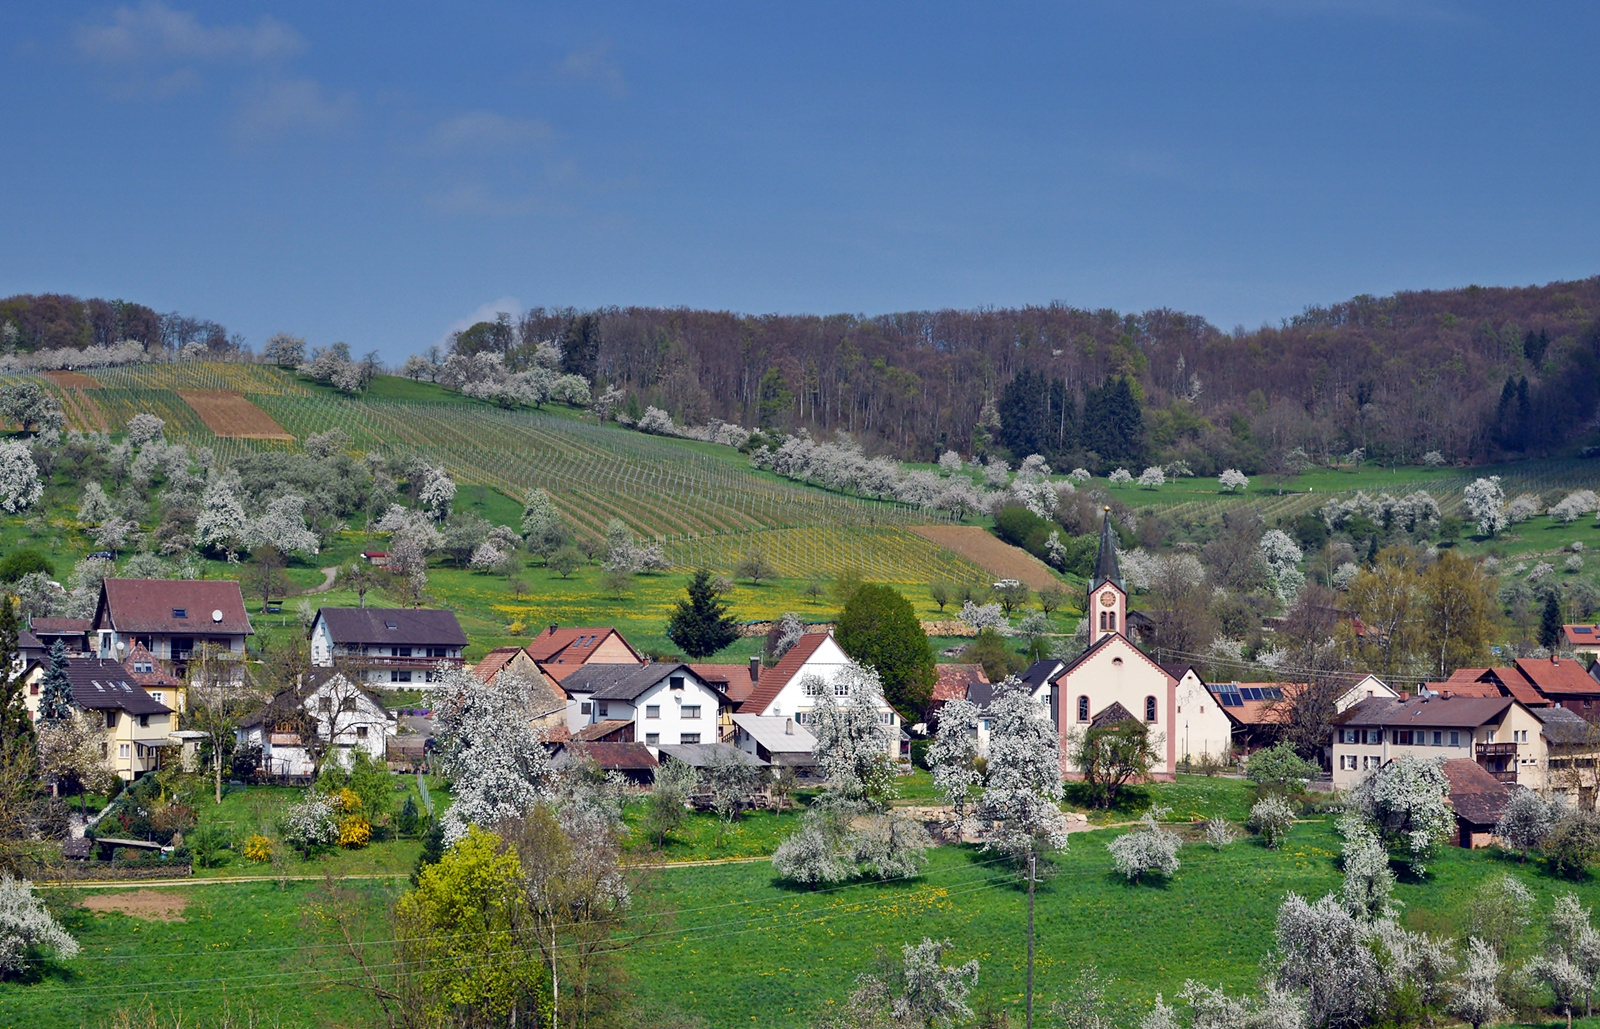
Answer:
[
  {"left": 1091, "top": 506, "right": 1123, "bottom": 592},
  {"left": 1090, "top": 507, "right": 1126, "bottom": 641}
]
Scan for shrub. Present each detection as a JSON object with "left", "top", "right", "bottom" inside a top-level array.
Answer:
[
  {"left": 1545, "top": 811, "right": 1600, "bottom": 880},
  {"left": 243, "top": 834, "right": 273, "bottom": 863},
  {"left": 0, "top": 549, "right": 52, "bottom": 582},
  {"left": 1248, "top": 795, "right": 1295, "bottom": 849},
  {"left": 1107, "top": 809, "right": 1181, "bottom": 882},
  {"left": 188, "top": 823, "right": 232, "bottom": 869},
  {"left": 1245, "top": 742, "right": 1320, "bottom": 794},
  {"left": 1204, "top": 818, "right": 1238, "bottom": 850},
  {"left": 338, "top": 816, "right": 372, "bottom": 849},
  {"left": 280, "top": 792, "right": 339, "bottom": 858},
  {"left": 396, "top": 796, "right": 421, "bottom": 838}
]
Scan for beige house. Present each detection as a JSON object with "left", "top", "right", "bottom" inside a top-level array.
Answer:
[
  {"left": 23, "top": 656, "right": 175, "bottom": 781},
  {"left": 473, "top": 646, "right": 568, "bottom": 734},
  {"left": 1331, "top": 695, "right": 1547, "bottom": 790}
]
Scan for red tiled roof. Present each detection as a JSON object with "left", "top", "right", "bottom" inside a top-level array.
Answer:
[
  {"left": 1446, "top": 668, "right": 1493, "bottom": 683},
  {"left": 94, "top": 579, "right": 253, "bottom": 636},
  {"left": 1441, "top": 757, "right": 1514, "bottom": 826},
  {"left": 122, "top": 642, "right": 183, "bottom": 687},
  {"left": 1514, "top": 657, "right": 1598, "bottom": 697},
  {"left": 1563, "top": 624, "right": 1600, "bottom": 647},
  {"left": 932, "top": 664, "right": 989, "bottom": 703},
  {"left": 737, "top": 633, "right": 829, "bottom": 715},
  {"left": 559, "top": 741, "right": 657, "bottom": 771},
  {"left": 1424, "top": 679, "right": 1501, "bottom": 699},
  {"left": 473, "top": 647, "right": 522, "bottom": 684}
]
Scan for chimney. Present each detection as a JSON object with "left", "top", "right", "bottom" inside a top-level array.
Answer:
[
  {"left": 548, "top": 624, "right": 558, "bottom": 636},
  {"left": 1441, "top": 689, "right": 1452, "bottom": 700},
  {"left": 749, "top": 656, "right": 761, "bottom": 682},
  {"left": 785, "top": 717, "right": 793, "bottom": 735}
]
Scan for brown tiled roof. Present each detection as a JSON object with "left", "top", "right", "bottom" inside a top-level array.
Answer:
[
  {"left": 63, "top": 657, "right": 172, "bottom": 715},
  {"left": 526, "top": 626, "right": 640, "bottom": 663},
  {"left": 1335, "top": 695, "right": 1516, "bottom": 729},
  {"left": 557, "top": 741, "right": 657, "bottom": 771},
  {"left": 1538, "top": 705, "right": 1600, "bottom": 746},
  {"left": 473, "top": 647, "right": 522, "bottom": 684},
  {"left": 1446, "top": 668, "right": 1493, "bottom": 682},
  {"left": 932, "top": 664, "right": 989, "bottom": 703},
  {"left": 315, "top": 608, "right": 466, "bottom": 647},
  {"left": 1514, "top": 657, "right": 1598, "bottom": 697},
  {"left": 1442, "top": 758, "right": 1513, "bottom": 826},
  {"left": 573, "top": 719, "right": 632, "bottom": 742},
  {"left": 1090, "top": 701, "right": 1141, "bottom": 730},
  {"left": 691, "top": 663, "right": 760, "bottom": 703},
  {"left": 30, "top": 618, "right": 91, "bottom": 635},
  {"left": 1425, "top": 679, "right": 1501, "bottom": 699},
  {"left": 94, "top": 579, "right": 253, "bottom": 636},
  {"left": 123, "top": 642, "right": 183, "bottom": 688},
  {"left": 736, "top": 633, "right": 830, "bottom": 715}
]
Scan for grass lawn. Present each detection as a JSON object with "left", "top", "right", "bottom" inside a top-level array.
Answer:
[{"left": 624, "top": 805, "right": 805, "bottom": 862}]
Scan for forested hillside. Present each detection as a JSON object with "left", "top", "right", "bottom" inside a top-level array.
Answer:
[{"left": 497, "top": 277, "right": 1600, "bottom": 471}]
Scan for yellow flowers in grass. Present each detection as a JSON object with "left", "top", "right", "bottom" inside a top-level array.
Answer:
[
  {"left": 338, "top": 816, "right": 372, "bottom": 849},
  {"left": 243, "top": 834, "right": 274, "bottom": 863}
]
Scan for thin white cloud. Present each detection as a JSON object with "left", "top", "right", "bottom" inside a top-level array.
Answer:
[
  {"left": 235, "top": 79, "right": 357, "bottom": 141},
  {"left": 436, "top": 297, "right": 522, "bottom": 348},
  {"left": 76, "top": 1, "right": 303, "bottom": 64},
  {"left": 557, "top": 40, "right": 626, "bottom": 97},
  {"left": 431, "top": 111, "right": 553, "bottom": 152}
]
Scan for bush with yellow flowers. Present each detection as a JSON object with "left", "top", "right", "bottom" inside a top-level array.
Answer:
[
  {"left": 338, "top": 816, "right": 372, "bottom": 849},
  {"left": 330, "top": 788, "right": 362, "bottom": 814},
  {"left": 243, "top": 834, "right": 274, "bottom": 863}
]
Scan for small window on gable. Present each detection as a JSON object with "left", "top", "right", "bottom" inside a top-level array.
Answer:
[
  {"left": 1077, "top": 696, "right": 1090, "bottom": 722},
  {"left": 1144, "top": 696, "right": 1157, "bottom": 722},
  {"left": 669, "top": 676, "right": 685, "bottom": 690},
  {"left": 1112, "top": 657, "right": 1123, "bottom": 666},
  {"left": 172, "top": 608, "right": 187, "bottom": 619}
]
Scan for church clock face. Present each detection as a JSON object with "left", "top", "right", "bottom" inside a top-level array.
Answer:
[{"left": 1100, "top": 591, "right": 1116, "bottom": 608}]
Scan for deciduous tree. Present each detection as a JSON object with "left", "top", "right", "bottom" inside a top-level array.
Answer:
[{"left": 837, "top": 583, "right": 936, "bottom": 717}]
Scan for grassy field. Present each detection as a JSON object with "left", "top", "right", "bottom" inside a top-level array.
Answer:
[{"left": 17, "top": 809, "right": 1600, "bottom": 1029}]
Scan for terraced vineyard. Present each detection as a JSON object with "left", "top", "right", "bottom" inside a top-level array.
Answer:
[{"left": 663, "top": 526, "right": 984, "bottom": 583}]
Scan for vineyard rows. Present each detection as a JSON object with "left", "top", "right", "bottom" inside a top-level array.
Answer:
[
  {"left": 85, "top": 362, "right": 312, "bottom": 396},
  {"left": 663, "top": 527, "right": 986, "bottom": 584}
]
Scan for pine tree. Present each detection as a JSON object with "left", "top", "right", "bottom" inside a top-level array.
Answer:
[
  {"left": 0, "top": 598, "right": 34, "bottom": 753},
  {"left": 36, "top": 639, "right": 73, "bottom": 722},
  {"left": 665, "top": 569, "right": 740, "bottom": 658},
  {"left": 1541, "top": 591, "right": 1563, "bottom": 651}
]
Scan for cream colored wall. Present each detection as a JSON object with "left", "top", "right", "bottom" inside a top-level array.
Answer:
[
  {"left": 1057, "top": 635, "right": 1175, "bottom": 775},
  {"left": 589, "top": 635, "right": 640, "bottom": 665},
  {"left": 1330, "top": 703, "right": 1547, "bottom": 790},
  {"left": 1174, "top": 671, "right": 1233, "bottom": 764}
]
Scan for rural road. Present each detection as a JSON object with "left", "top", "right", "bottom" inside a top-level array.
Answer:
[{"left": 304, "top": 566, "right": 339, "bottom": 594}]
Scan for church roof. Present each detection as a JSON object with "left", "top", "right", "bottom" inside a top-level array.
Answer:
[
  {"left": 1090, "top": 701, "right": 1142, "bottom": 730},
  {"left": 1091, "top": 507, "right": 1123, "bottom": 592}
]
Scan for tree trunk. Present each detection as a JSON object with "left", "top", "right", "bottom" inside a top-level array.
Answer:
[{"left": 214, "top": 735, "right": 223, "bottom": 804}]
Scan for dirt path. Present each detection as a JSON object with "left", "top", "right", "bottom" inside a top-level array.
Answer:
[{"left": 303, "top": 566, "right": 339, "bottom": 594}]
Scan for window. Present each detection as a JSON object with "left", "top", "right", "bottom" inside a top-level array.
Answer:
[
  {"left": 669, "top": 676, "right": 685, "bottom": 690},
  {"left": 680, "top": 733, "right": 701, "bottom": 744},
  {"left": 395, "top": 647, "right": 412, "bottom": 657},
  {"left": 682, "top": 706, "right": 701, "bottom": 719},
  {"left": 356, "top": 726, "right": 368, "bottom": 739},
  {"left": 171, "top": 608, "right": 187, "bottom": 619},
  {"left": 105, "top": 711, "right": 117, "bottom": 729},
  {"left": 150, "top": 692, "right": 163, "bottom": 704},
  {"left": 118, "top": 743, "right": 129, "bottom": 759},
  {"left": 878, "top": 711, "right": 894, "bottom": 724},
  {"left": 28, "top": 684, "right": 36, "bottom": 695},
  {"left": 320, "top": 697, "right": 333, "bottom": 713},
  {"left": 646, "top": 705, "right": 660, "bottom": 719},
  {"left": 645, "top": 733, "right": 660, "bottom": 745},
  {"left": 1365, "top": 729, "right": 1381, "bottom": 745},
  {"left": 1111, "top": 657, "right": 1123, "bottom": 667},
  {"left": 1394, "top": 730, "right": 1412, "bottom": 745},
  {"left": 391, "top": 670, "right": 412, "bottom": 683},
  {"left": 1363, "top": 755, "right": 1379, "bottom": 770},
  {"left": 580, "top": 702, "right": 592, "bottom": 715},
  {"left": 597, "top": 702, "right": 609, "bottom": 717},
  {"left": 1450, "top": 730, "right": 1460, "bottom": 746},
  {"left": 1144, "top": 696, "right": 1157, "bottom": 722},
  {"left": 834, "top": 681, "right": 850, "bottom": 696},
  {"left": 341, "top": 698, "right": 357, "bottom": 712},
  {"left": 139, "top": 714, "right": 149, "bottom": 728},
  {"left": 1340, "top": 755, "right": 1358, "bottom": 770},
  {"left": 427, "top": 647, "right": 449, "bottom": 658},
  {"left": 425, "top": 670, "right": 440, "bottom": 683},
  {"left": 804, "top": 679, "right": 823, "bottom": 696},
  {"left": 1432, "top": 731, "right": 1443, "bottom": 746},
  {"left": 1077, "top": 696, "right": 1090, "bottom": 722}
]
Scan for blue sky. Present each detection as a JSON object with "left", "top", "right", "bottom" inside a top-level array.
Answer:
[{"left": 1, "top": 2, "right": 1596, "bottom": 360}]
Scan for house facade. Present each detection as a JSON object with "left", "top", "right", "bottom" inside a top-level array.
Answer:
[
  {"left": 23, "top": 657, "right": 175, "bottom": 780},
  {"left": 527, "top": 626, "right": 643, "bottom": 682},
  {"left": 1169, "top": 665, "right": 1234, "bottom": 767},
  {"left": 1330, "top": 695, "right": 1547, "bottom": 789},
  {"left": 309, "top": 608, "right": 467, "bottom": 687},
  {"left": 91, "top": 579, "right": 252, "bottom": 672},
  {"left": 237, "top": 671, "right": 395, "bottom": 777},
  {"left": 474, "top": 646, "right": 568, "bottom": 733},
  {"left": 561, "top": 663, "right": 730, "bottom": 747},
  {"left": 734, "top": 632, "right": 900, "bottom": 761}
]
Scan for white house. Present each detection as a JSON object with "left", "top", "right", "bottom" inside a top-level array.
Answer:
[
  {"left": 730, "top": 713, "right": 818, "bottom": 769},
  {"left": 560, "top": 663, "right": 731, "bottom": 747},
  {"left": 237, "top": 671, "right": 396, "bottom": 777},
  {"left": 309, "top": 608, "right": 466, "bottom": 687},
  {"left": 735, "top": 632, "right": 899, "bottom": 761},
  {"left": 91, "top": 578, "right": 252, "bottom": 670}
]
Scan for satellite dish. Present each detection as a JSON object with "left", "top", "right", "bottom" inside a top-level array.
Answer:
[
  {"left": 211, "top": 609, "right": 224, "bottom": 623},
  {"left": 114, "top": 641, "right": 125, "bottom": 654}
]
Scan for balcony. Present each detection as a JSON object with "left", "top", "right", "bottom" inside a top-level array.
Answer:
[
  {"left": 331, "top": 654, "right": 464, "bottom": 670},
  {"left": 1476, "top": 742, "right": 1518, "bottom": 758}
]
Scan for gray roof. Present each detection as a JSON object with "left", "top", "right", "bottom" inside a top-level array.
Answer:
[
  {"left": 562, "top": 663, "right": 705, "bottom": 702},
  {"left": 1091, "top": 508, "right": 1123, "bottom": 591},
  {"left": 657, "top": 742, "right": 767, "bottom": 767},
  {"left": 730, "top": 713, "right": 817, "bottom": 754},
  {"left": 64, "top": 657, "right": 171, "bottom": 715},
  {"left": 1335, "top": 695, "right": 1516, "bottom": 729},
  {"left": 314, "top": 608, "right": 466, "bottom": 647},
  {"left": 1537, "top": 705, "right": 1600, "bottom": 746}
]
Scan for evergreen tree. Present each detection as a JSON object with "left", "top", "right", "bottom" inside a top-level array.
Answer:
[
  {"left": 836, "top": 583, "right": 937, "bottom": 718},
  {"left": 1083, "top": 374, "right": 1146, "bottom": 470},
  {"left": 997, "top": 369, "right": 1045, "bottom": 458},
  {"left": 1526, "top": 327, "right": 1550, "bottom": 367},
  {"left": 559, "top": 312, "right": 599, "bottom": 378},
  {"left": 37, "top": 639, "right": 73, "bottom": 722},
  {"left": 0, "top": 598, "right": 33, "bottom": 754},
  {"left": 1541, "top": 591, "right": 1563, "bottom": 651},
  {"left": 665, "top": 569, "right": 740, "bottom": 658}
]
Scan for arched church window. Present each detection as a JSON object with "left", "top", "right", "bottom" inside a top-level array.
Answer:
[
  {"left": 1145, "top": 696, "right": 1157, "bottom": 722},
  {"left": 1077, "top": 695, "right": 1089, "bottom": 722}
]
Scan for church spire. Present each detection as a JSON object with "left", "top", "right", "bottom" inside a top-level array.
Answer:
[{"left": 1091, "top": 506, "right": 1123, "bottom": 592}]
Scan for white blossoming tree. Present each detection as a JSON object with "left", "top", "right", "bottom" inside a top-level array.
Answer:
[
  {"left": 0, "top": 874, "right": 80, "bottom": 974},
  {"left": 1259, "top": 529, "right": 1306, "bottom": 603},
  {"left": 1270, "top": 891, "right": 1386, "bottom": 1029},
  {"left": 894, "top": 937, "right": 981, "bottom": 1029},
  {"left": 125, "top": 412, "right": 165, "bottom": 445},
  {"left": 0, "top": 441, "right": 42, "bottom": 514},
  {"left": 1108, "top": 807, "right": 1182, "bottom": 883},
  {"left": 960, "top": 600, "right": 1010, "bottom": 635},
  {"left": 1108, "top": 468, "right": 1133, "bottom": 484},
  {"left": 520, "top": 487, "right": 566, "bottom": 560},
  {"left": 417, "top": 465, "right": 457, "bottom": 520},
  {"left": 432, "top": 668, "right": 556, "bottom": 844},
  {"left": 1218, "top": 468, "right": 1249, "bottom": 493},
  {"left": 1450, "top": 937, "right": 1507, "bottom": 1029},
  {"left": 927, "top": 697, "right": 983, "bottom": 841},
  {"left": 1464, "top": 476, "right": 1508, "bottom": 538},
  {"left": 1339, "top": 814, "right": 1397, "bottom": 920},
  {"left": 978, "top": 676, "right": 1073, "bottom": 867},
  {"left": 1138, "top": 466, "right": 1166, "bottom": 489},
  {"left": 1349, "top": 753, "right": 1453, "bottom": 875},
  {"left": 247, "top": 493, "right": 319, "bottom": 558},
  {"left": 1495, "top": 788, "right": 1561, "bottom": 861},
  {"left": 938, "top": 450, "right": 964, "bottom": 475},
  {"left": 194, "top": 476, "right": 249, "bottom": 558}
]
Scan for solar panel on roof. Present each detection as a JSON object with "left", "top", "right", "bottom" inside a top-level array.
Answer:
[{"left": 1576, "top": 628, "right": 1594, "bottom": 635}]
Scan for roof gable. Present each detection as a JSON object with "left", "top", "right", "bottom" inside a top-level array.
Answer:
[
  {"left": 1514, "top": 657, "right": 1597, "bottom": 696},
  {"left": 526, "top": 626, "right": 641, "bottom": 663},
  {"left": 1055, "top": 631, "right": 1174, "bottom": 686},
  {"left": 738, "top": 632, "right": 837, "bottom": 715},
  {"left": 95, "top": 579, "right": 253, "bottom": 636},
  {"left": 314, "top": 608, "right": 466, "bottom": 647}
]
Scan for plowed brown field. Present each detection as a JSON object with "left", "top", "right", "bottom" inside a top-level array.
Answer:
[
  {"left": 44, "top": 370, "right": 103, "bottom": 389},
  {"left": 176, "top": 390, "right": 293, "bottom": 440},
  {"left": 908, "top": 525, "right": 1061, "bottom": 590}
]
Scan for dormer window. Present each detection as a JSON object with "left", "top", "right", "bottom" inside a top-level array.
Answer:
[
  {"left": 172, "top": 608, "right": 187, "bottom": 619},
  {"left": 385, "top": 621, "right": 399, "bottom": 630}
]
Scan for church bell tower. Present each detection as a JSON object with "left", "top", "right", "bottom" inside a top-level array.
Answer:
[{"left": 1090, "top": 506, "right": 1126, "bottom": 641}]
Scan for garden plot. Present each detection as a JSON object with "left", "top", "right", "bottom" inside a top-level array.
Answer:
[{"left": 176, "top": 390, "right": 294, "bottom": 440}]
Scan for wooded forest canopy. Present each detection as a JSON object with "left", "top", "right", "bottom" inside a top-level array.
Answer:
[
  {"left": 500, "top": 276, "right": 1600, "bottom": 472},
  {"left": 0, "top": 294, "right": 239, "bottom": 355}
]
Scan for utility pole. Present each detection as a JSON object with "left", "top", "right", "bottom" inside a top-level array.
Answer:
[{"left": 1026, "top": 850, "right": 1037, "bottom": 1029}]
